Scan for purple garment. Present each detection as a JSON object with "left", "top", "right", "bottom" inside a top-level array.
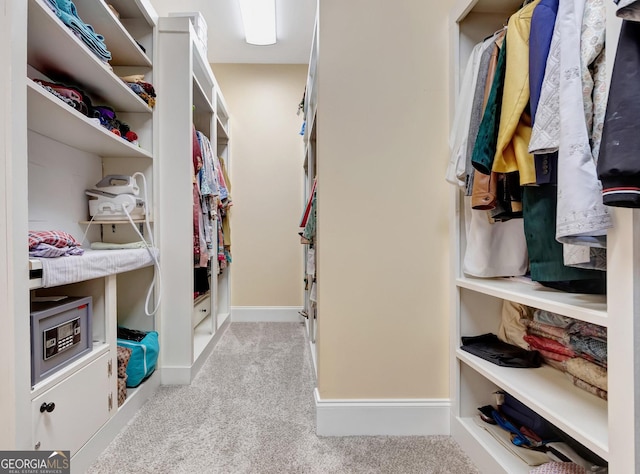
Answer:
[
  {"left": 29, "top": 243, "right": 84, "bottom": 258},
  {"left": 530, "top": 0, "right": 559, "bottom": 185}
]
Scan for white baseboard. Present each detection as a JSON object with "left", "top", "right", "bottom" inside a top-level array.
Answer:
[
  {"left": 315, "top": 388, "right": 451, "bottom": 436},
  {"left": 231, "top": 306, "right": 304, "bottom": 322}
]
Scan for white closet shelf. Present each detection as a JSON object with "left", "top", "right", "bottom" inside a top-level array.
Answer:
[
  {"left": 27, "top": 80, "right": 152, "bottom": 159},
  {"left": 452, "top": 0, "right": 523, "bottom": 21},
  {"left": 457, "top": 349, "right": 609, "bottom": 460},
  {"left": 192, "top": 39, "right": 214, "bottom": 93},
  {"left": 28, "top": 0, "right": 151, "bottom": 113},
  {"left": 193, "top": 75, "right": 214, "bottom": 114},
  {"left": 304, "top": 110, "right": 317, "bottom": 145},
  {"left": 108, "top": 0, "right": 156, "bottom": 27},
  {"left": 217, "top": 116, "right": 229, "bottom": 141},
  {"left": 456, "top": 276, "right": 607, "bottom": 326},
  {"left": 216, "top": 90, "right": 230, "bottom": 130},
  {"left": 73, "top": 0, "right": 152, "bottom": 67},
  {"left": 452, "top": 416, "right": 530, "bottom": 474}
]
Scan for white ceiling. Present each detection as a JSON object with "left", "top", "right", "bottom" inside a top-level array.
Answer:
[{"left": 148, "top": 0, "right": 317, "bottom": 64}]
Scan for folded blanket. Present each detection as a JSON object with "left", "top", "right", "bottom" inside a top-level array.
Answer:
[
  {"left": 568, "top": 321, "right": 607, "bottom": 340},
  {"left": 567, "top": 374, "right": 607, "bottom": 401},
  {"left": 523, "top": 319, "right": 571, "bottom": 343},
  {"left": 91, "top": 241, "right": 148, "bottom": 250},
  {"left": 569, "top": 335, "right": 607, "bottom": 367},
  {"left": 533, "top": 309, "right": 575, "bottom": 328},
  {"left": 565, "top": 358, "right": 607, "bottom": 391}
]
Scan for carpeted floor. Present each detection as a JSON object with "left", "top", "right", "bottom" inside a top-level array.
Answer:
[{"left": 88, "top": 322, "right": 480, "bottom": 474}]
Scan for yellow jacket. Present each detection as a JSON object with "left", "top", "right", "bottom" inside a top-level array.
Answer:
[{"left": 492, "top": 0, "right": 540, "bottom": 185}]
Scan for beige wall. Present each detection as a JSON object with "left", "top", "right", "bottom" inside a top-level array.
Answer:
[
  {"left": 316, "top": 0, "right": 452, "bottom": 399},
  {"left": 212, "top": 64, "right": 307, "bottom": 307}
]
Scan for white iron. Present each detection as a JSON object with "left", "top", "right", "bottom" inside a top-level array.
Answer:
[{"left": 86, "top": 175, "right": 145, "bottom": 220}]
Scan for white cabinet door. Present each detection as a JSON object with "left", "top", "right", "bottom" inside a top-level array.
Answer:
[
  {"left": 32, "top": 352, "right": 113, "bottom": 455},
  {"left": 192, "top": 295, "right": 211, "bottom": 329}
]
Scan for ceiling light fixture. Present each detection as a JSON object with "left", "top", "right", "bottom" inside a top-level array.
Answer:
[{"left": 238, "top": 0, "right": 277, "bottom": 45}]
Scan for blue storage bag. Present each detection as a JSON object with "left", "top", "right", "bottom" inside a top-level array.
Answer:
[{"left": 117, "top": 330, "right": 159, "bottom": 387}]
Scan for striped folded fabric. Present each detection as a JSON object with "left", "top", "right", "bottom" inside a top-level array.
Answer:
[{"left": 28, "top": 230, "right": 81, "bottom": 250}]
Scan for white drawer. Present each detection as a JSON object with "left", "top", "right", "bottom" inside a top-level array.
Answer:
[
  {"left": 192, "top": 295, "right": 211, "bottom": 328},
  {"left": 32, "top": 351, "right": 113, "bottom": 455}
]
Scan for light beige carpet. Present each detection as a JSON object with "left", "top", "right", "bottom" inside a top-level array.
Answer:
[{"left": 88, "top": 323, "right": 480, "bottom": 474}]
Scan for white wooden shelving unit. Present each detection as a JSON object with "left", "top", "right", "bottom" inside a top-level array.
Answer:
[
  {"left": 449, "top": 1, "right": 638, "bottom": 473},
  {"left": 2, "top": 0, "right": 161, "bottom": 471},
  {"left": 302, "top": 12, "right": 319, "bottom": 377},
  {"left": 157, "top": 16, "right": 231, "bottom": 385}
]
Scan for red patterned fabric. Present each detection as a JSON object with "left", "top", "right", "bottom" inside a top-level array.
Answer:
[
  {"left": 523, "top": 334, "right": 576, "bottom": 357},
  {"left": 28, "top": 230, "right": 81, "bottom": 250}
]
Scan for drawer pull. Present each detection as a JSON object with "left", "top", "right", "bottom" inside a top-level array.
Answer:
[{"left": 39, "top": 402, "right": 55, "bottom": 413}]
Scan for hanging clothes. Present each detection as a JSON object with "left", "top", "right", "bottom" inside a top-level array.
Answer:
[
  {"left": 471, "top": 33, "right": 504, "bottom": 209},
  {"left": 555, "top": 0, "right": 611, "bottom": 256},
  {"left": 529, "top": 10, "right": 561, "bottom": 157},
  {"left": 529, "top": 0, "right": 559, "bottom": 185},
  {"left": 454, "top": 27, "right": 528, "bottom": 278},
  {"left": 465, "top": 33, "right": 503, "bottom": 196},
  {"left": 446, "top": 39, "right": 488, "bottom": 188},
  {"left": 192, "top": 126, "right": 203, "bottom": 266},
  {"left": 491, "top": 0, "right": 540, "bottom": 185},
  {"left": 219, "top": 156, "right": 233, "bottom": 254},
  {"left": 615, "top": 0, "right": 640, "bottom": 20},
  {"left": 597, "top": 19, "right": 640, "bottom": 207}
]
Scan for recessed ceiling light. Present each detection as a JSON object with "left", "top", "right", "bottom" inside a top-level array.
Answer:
[{"left": 238, "top": 0, "right": 277, "bottom": 45}]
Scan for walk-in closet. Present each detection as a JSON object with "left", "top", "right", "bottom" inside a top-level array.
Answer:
[{"left": 2, "top": 0, "right": 640, "bottom": 472}]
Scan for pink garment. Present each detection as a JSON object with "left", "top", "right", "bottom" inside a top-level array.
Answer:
[
  {"left": 538, "top": 348, "right": 571, "bottom": 362},
  {"left": 524, "top": 320, "right": 570, "bottom": 344}
]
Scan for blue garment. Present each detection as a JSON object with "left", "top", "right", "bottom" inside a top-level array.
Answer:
[
  {"left": 54, "top": 0, "right": 112, "bottom": 62},
  {"left": 529, "top": 0, "right": 559, "bottom": 185},
  {"left": 529, "top": 0, "right": 559, "bottom": 123}
]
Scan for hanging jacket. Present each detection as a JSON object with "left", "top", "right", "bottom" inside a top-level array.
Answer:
[
  {"left": 491, "top": 0, "right": 539, "bottom": 185},
  {"left": 529, "top": 0, "right": 559, "bottom": 185},
  {"left": 597, "top": 19, "right": 640, "bottom": 207},
  {"left": 555, "top": 0, "right": 611, "bottom": 246}
]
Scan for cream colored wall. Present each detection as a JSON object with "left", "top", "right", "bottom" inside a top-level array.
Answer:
[
  {"left": 212, "top": 64, "right": 307, "bottom": 307},
  {"left": 316, "top": 0, "right": 453, "bottom": 399}
]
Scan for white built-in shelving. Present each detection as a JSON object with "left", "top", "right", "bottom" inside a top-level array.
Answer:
[
  {"left": 2, "top": 0, "right": 161, "bottom": 470},
  {"left": 157, "top": 16, "right": 232, "bottom": 385},
  {"left": 301, "top": 10, "right": 319, "bottom": 377},
  {"left": 449, "top": 1, "right": 638, "bottom": 472}
]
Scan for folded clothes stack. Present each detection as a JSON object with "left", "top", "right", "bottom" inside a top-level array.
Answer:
[
  {"left": 497, "top": 302, "right": 608, "bottom": 401},
  {"left": 28, "top": 230, "right": 84, "bottom": 258},
  {"left": 48, "top": 0, "right": 111, "bottom": 63},
  {"left": 33, "top": 79, "right": 139, "bottom": 144},
  {"left": 120, "top": 75, "right": 156, "bottom": 108}
]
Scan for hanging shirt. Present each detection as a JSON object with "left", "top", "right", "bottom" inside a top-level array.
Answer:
[{"left": 446, "top": 39, "right": 488, "bottom": 187}]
